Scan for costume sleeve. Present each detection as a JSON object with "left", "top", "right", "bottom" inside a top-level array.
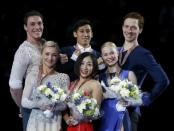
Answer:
[
  {"left": 141, "top": 51, "right": 169, "bottom": 105},
  {"left": 9, "top": 46, "right": 30, "bottom": 89},
  {"left": 21, "top": 70, "right": 42, "bottom": 109}
]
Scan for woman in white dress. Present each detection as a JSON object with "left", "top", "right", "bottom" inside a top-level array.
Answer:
[{"left": 21, "top": 41, "right": 70, "bottom": 131}]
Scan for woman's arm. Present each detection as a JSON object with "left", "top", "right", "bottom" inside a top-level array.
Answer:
[
  {"left": 91, "top": 80, "right": 103, "bottom": 106},
  {"left": 21, "top": 71, "right": 46, "bottom": 109},
  {"left": 128, "top": 71, "right": 137, "bottom": 85}
]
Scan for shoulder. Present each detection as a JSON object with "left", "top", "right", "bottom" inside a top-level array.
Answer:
[
  {"left": 49, "top": 73, "right": 70, "bottom": 87},
  {"left": 130, "top": 46, "right": 153, "bottom": 61},
  {"left": 13, "top": 42, "right": 32, "bottom": 61},
  {"left": 60, "top": 46, "right": 75, "bottom": 56},
  {"left": 15, "top": 41, "right": 27, "bottom": 52},
  {"left": 134, "top": 46, "right": 151, "bottom": 54},
  {"left": 136, "top": 46, "right": 156, "bottom": 61},
  {"left": 18, "top": 41, "right": 32, "bottom": 49},
  {"left": 117, "top": 47, "right": 122, "bottom": 52},
  {"left": 61, "top": 46, "right": 74, "bottom": 51},
  {"left": 88, "top": 79, "right": 101, "bottom": 88},
  {"left": 122, "top": 69, "right": 134, "bottom": 75},
  {"left": 91, "top": 49, "right": 101, "bottom": 57},
  {"left": 15, "top": 41, "right": 33, "bottom": 54},
  {"left": 55, "top": 72, "right": 69, "bottom": 79},
  {"left": 88, "top": 80, "right": 102, "bottom": 95}
]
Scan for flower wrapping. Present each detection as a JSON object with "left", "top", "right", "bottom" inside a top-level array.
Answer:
[
  {"left": 37, "top": 82, "right": 67, "bottom": 102},
  {"left": 37, "top": 82, "right": 68, "bottom": 118},
  {"left": 101, "top": 77, "right": 142, "bottom": 106},
  {"left": 67, "top": 91, "right": 100, "bottom": 122}
]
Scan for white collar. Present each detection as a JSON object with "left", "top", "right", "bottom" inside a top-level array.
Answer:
[{"left": 76, "top": 43, "right": 93, "bottom": 53}]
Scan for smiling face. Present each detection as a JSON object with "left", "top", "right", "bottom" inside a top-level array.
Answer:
[
  {"left": 42, "top": 46, "right": 59, "bottom": 68},
  {"left": 101, "top": 44, "right": 118, "bottom": 67},
  {"left": 73, "top": 24, "right": 93, "bottom": 47},
  {"left": 80, "top": 56, "right": 94, "bottom": 78},
  {"left": 24, "top": 15, "right": 44, "bottom": 41},
  {"left": 122, "top": 18, "right": 142, "bottom": 43}
]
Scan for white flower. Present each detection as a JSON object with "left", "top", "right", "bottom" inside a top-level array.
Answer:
[
  {"left": 84, "top": 98, "right": 91, "bottom": 103},
  {"left": 37, "top": 83, "right": 67, "bottom": 102},
  {"left": 60, "top": 93, "right": 67, "bottom": 101},
  {"left": 38, "top": 85, "right": 47, "bottom": 91},
  {"left": 119, "top": 80, "right": 128, "bottom": 88},
  {"left": 108, "top": 77, "right": 142, "bottom": 106},
  {"left": 110, "top": 77, "right": 121, "bottom": 85},
  {"left": 52, "top": 94, "right": 60, "bottom": 102},
  {"left": 70, "top": 92, "right": 100, "bottom": 120},
  {"left": 94, "top": 107, "right": 99, "bottom": 116},
  {"left": 44, "top": 88, "right": 53, "bottom": 96},
  {"left": 77, "top": 103, "right": 86, "bottom": 113},
  {"left": 119, "top": 88, "right": 130, "bottom": 98},
  {"left": 91, "top": 98, "right": 97, "bottom": 105},
  {"left": 109, "top": 84, "right": 120, "bottom": 93},
  {"left": 72, "top": 92, "right": 81, "bottom": 101}
]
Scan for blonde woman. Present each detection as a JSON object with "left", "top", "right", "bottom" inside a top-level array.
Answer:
[
  {"left": 21, "top": 41, "right": 70, "bottom": 131},
  {"left": 99, "top": 41, "right": 137, "bottom": 131}
]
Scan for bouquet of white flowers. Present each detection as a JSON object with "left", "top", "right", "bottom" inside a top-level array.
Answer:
[
  {"left": 37, "top": 82, "right": 67, "bottom": 118},
  {"left": 38, "top": 82, "right": 67, "bottom": 102},
  {"left": 67, "top": 91, "right": 100, "bottom": 123},
  {"left": 101, "top": 77, "right": 142, "bottom": 111}
]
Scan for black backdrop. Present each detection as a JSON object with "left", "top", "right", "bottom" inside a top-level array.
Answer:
[{"left": 1, "top": 0, "right": 173, "bottom": 130}]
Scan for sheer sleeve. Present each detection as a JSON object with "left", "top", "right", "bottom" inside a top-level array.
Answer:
[
  {"left": 9, "top": 45, "right": 30, "bottom": 89},
  {"left": 53, "top": 73, "right": 70, "bottom": 111},
  {"left": 59, "top": 73, "right": 70, "bottom": 92},
  {"left": 21, "top": 70, "right": 42, "bottom": 109}
]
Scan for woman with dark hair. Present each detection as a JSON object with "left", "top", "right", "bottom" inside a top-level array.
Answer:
[
  {"left": 64, "top": 52, "right": 103, "bottom": 131},
  {"left": 74, "top": 52, "right": 98, "bottom": 78}
]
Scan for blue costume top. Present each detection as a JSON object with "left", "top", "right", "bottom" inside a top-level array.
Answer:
[
  {"left": 98, "top": 70, "right": 131, "bottom": 131},
  {"left": 118, "top": 46, "right": 169, "bottom": 115}
]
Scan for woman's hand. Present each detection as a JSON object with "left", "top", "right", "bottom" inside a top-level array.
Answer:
[{"left": 65, "top": 116, "right": 78, "bottom": 126}]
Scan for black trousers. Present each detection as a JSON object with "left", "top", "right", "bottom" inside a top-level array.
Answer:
[
  {"left": 129, "top": 110, "right": 139, "bottom": 131},
  {"left": 21, "top": 108, "right": 31, "bottom": 131}
]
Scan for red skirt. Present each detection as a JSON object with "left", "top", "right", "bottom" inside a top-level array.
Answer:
[{"left": 67, "top": 122, "right": 93, "bottom": 131}]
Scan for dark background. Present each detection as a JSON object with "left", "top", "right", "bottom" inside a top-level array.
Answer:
[{"left": 1, "top": 0, "right": 173, "bottom": 130}]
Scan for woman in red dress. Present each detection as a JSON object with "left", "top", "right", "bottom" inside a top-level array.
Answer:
[{"left": 63, "top": 52, "right": 103, "bottom": 131}]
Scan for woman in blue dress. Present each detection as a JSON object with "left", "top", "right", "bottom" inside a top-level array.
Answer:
[{"left": 99, "top": 41, "right": 137, "bottom": 131}]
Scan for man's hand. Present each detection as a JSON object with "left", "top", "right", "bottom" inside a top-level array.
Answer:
[
  {"left": 97, "top": 57, "right": 106, "bottom": 70},
  {"left": 142, "top": 92, "right": 151, "bottom": 106},
  {"left": 74, "top": 45, "right": 81, "bottom": 56},
  {"left": 18, "top": 108, "right": 22, "bottom": 118},
  {"left": 60, "top": 53, "right": 68, "bottom": 64},
  {"left": 97, "top": 57, "right": 104, "bottom": 65}
]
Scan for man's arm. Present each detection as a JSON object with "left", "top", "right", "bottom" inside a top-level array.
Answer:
[
  {"left": 9, "top": 45, "right": 29, "bottom": 107},
  {"left": 141, "top": 51, "right": 170, "bottom": 106},
  {"left": 10, "top": 88, "right": 23, "bottom": 107}
]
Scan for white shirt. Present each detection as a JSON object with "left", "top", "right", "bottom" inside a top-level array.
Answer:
[{"left": 71, "top": 43, "right": 93, "bottom": 61}]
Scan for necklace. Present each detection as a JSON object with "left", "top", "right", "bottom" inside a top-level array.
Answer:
[
  {"left": 119, "top": 44, "right": 138, "bottom": 66},
  {"left": 37, "top": 66, "right": 56, "bottom": 86}
]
